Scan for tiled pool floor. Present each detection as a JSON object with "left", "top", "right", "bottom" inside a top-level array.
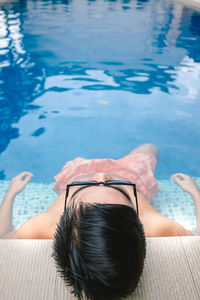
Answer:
[{"left": 0, "top": 178, "right": 199, "bottom": 231}]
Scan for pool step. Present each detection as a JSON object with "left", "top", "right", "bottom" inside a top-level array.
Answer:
[{"left": 0, "top": 178, "right": 199, "bottom": 231}]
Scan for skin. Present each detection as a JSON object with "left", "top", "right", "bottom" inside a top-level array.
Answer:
[
  {"left": 0, "top": 172, "right": 33, "bottom": 238},
  {"left": 171, "top": 173, "right": 200, "bottom": 232},
  {"left": 0, "top": 144, "right": 199, "bottom": 239}
]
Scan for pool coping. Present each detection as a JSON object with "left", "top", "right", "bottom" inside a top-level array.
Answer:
[{"left": 0, "top": 237, "right": 200, "bottom": 300}]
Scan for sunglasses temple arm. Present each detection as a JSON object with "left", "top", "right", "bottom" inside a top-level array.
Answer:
[
  {"left": 64, "top": 188, "right": 69, "bottom": 210},
  {"left": 134, "top": 187, "right": 139, "bottom": 216}
]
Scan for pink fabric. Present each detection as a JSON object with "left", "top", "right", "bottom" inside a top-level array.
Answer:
[{"left": 53, "top": 152, "right": 158, "bottom": 202}]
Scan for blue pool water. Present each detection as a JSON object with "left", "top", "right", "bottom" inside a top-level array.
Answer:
[{"left": 0, "top": 0, "right": 200, "bottom": 184}]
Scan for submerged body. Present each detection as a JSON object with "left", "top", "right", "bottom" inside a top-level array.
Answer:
[{"left": 1, "top": 143, "right": 197, "bottom": 239}]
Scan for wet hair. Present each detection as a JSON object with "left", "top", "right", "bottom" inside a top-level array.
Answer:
[{"left": 52, "top": 202, "right": 146, "bottom": 300}]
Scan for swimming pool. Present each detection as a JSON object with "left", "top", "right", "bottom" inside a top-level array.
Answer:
[{"left": 0, "top": 0, "right": 200, "bottom": 229}]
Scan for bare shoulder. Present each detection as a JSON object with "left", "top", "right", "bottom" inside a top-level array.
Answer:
[
  {"left": 12, "top": 212, "right": 55, "bottom": 239},
  {"left": 159, "top": 218, "right": 192, "bottom": 236},
  {"left": 143, "top": 211, "right": 192, "bottom": 237}
]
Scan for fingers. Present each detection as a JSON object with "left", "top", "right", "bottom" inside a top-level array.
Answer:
[
  {"left": 171, "top": 173, "right": 188, "bottom": 187},
  {"left": 15, "top": 172, "right": 34, "bottom": 182},
  {"left": 24, "top": 173, "right": 33, "bottom": 184},
  {"left": 171, "top": 173, "right": 187, "bottom": 179},
  {"left": 171, "top": 173, "right": 187, "bottom": 182}
]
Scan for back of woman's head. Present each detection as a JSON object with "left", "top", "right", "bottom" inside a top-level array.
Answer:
[{"left": 52, "top": 202, "right": 146, "bottom": 300}]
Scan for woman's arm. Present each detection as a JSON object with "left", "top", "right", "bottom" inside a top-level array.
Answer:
[
  {"left": 172, "top": 173, "right": 200, "bottom": 233},
  {"left": 0, "top": 172, "right": 33, "bottom": 238}
]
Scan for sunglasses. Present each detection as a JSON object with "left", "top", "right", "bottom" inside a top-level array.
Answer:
[{"left": 64, "top": 180, "right": 139, "bottom": 216}]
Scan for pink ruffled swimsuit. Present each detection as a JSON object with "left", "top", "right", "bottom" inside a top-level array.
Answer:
[{"left": 53, "top": 151, "right": 158, "bottom": 202}]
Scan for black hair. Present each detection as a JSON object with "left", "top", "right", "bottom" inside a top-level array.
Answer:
[{"left": 52, "top": 202, "right": 146, "bottom": 300}]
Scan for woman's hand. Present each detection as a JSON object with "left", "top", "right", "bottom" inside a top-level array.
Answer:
[
  {"left": 7, "top": 172, "right": 33, "bottom": 197},
  {"left": 171, "top": 173, "right": 199, "bottom": 196}
]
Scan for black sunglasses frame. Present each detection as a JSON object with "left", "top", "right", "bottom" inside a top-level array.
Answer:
[{"left": 64, "top": 180, "right": 139, "bottom": 216}]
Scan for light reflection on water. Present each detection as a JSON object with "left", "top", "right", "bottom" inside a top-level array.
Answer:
[{"left": 0, "top": 0, "right": 200, "bottom": 182}]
